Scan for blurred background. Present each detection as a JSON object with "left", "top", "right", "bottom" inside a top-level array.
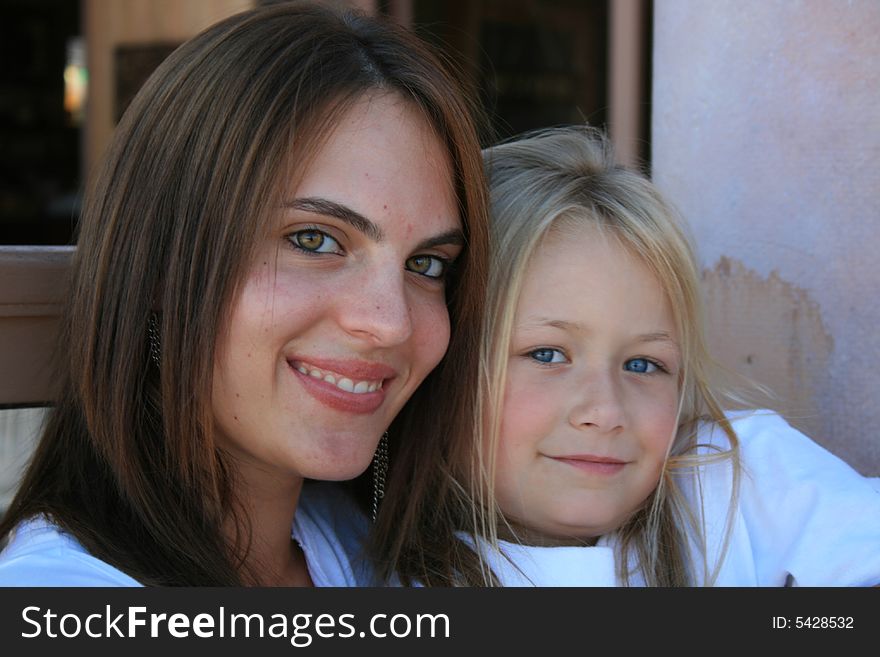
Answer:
[
  {"left": 0, "top": 0, "right": 651, "bottom": 246},
  {"left": 1, "top": 0, "right": 878, "bottom": 515}
]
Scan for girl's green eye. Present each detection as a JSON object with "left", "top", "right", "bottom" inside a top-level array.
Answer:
[
  {"left": 406, "top": 255, "right": 447, "bottom": 279},
  {"left": 289, "top": 229, "right": 341, "bottom": 254}
]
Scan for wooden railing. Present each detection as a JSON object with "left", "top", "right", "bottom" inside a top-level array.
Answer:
[{"left": 0, "top": 246, "right": 75, "bottom": 407}]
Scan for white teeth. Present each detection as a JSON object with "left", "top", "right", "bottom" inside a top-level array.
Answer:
[{"left": 293, "top": 361, "right": 383, "bottom": 394}]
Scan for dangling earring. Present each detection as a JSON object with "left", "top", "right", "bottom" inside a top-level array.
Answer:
[
  {"left": 371, "top": 431, "right": 389, "bottom": 522},
  {"left": 148, "top": 312, "right": 161, "bottom": 368}
]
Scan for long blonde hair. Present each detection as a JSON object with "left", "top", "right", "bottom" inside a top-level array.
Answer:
[{"left": 470, "top": 127, "right": 742, "bottom": 586}]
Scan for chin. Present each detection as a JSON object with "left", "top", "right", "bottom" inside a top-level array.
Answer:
[
  {"left": 301, "top": 430, "right": 383, "bottom": 479},
  {"left": 303, "top": 456, "right": 375, "bottom": 483},
  {"left": 547, "top": 509, "right": 618, "bottom": 539}
]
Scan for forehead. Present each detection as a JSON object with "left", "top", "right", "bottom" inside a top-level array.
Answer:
[
  {"left": 519, "top": 223, "right": 673, "bottom": 326},
  {"left": 302, "top": 92, "right": 453, "bottom": 185},
  {"left": 527, "top": 222, "right": 642, "bottom": 280},
  {"left": 284, "top": 91, "right": 459, "bottom": 228}
]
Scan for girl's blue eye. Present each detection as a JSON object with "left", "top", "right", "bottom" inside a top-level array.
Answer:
[
  {"left": 406, "top": 255, "right": 448, "bottom": 279},
  {"left": 289, "top": 229, "right": 342, "bottom": 254},
  {"left": 528, "top": 348, "right": 567, "bottom": 364},
  {"left": 624, "top": 358, "right": 659, "bottom": 374}
]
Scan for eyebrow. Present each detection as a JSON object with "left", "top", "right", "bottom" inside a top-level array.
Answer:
[
  {"left": 286, "top": 197, "right": 384, "bottom": 242},
  {"left": 286, "top": 196, "right": 465, "bottom": 250},
  {"left": 635, "top": 331, "right": 677, "bottom": 345},
  {"left": 416, "top": 229, "right": 465, "bottom": 251},
  {"left": 525, "top": 318, "right": 678, "bottom": 345}
]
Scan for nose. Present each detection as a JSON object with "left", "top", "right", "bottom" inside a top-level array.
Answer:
[
  {"left": 568, "top": 371, "right": 625, "bottom": 433},
  {"left": 338, "top": 266, "right": 413, "bottom": 347}
]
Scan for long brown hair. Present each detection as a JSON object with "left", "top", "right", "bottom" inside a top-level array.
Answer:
[{"left": 1, "top": 2, "right": 489, "bottom": 586}]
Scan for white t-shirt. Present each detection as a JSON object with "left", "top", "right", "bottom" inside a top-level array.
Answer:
[
  {"left": 0, "top": 481, "right": 369, "bottom": 587},
  {"left": 478, "top": 411, "right": 880, "bottom": 586}
]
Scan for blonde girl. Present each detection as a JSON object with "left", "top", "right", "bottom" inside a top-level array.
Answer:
[{"left": 375, "top": 126, "right": 880, "bottom": 586}]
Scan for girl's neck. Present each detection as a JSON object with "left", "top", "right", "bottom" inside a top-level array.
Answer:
[{"left": 496, "top": 519, "right": 599, "bottom": 548}]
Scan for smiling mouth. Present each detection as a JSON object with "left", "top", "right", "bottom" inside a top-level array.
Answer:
[
  {"left": 290, "top": 360, "right": 384, "bottom": 394},
  {"left": 549, "top": 454, "right": 628, "bottom": 475},
  {"left": 556, "top": 455, "right": 626, "bottom": 465}
]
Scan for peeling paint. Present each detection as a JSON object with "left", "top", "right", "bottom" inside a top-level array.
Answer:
[
  {"left": 701, "top": 257, "right": 833, "bottom": 441},
  {"left": 653, "top": 0, "right": 880, "bottom": 475}
]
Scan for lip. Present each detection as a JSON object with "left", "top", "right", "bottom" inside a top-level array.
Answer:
[
  {"left": 288, "top": 356, "right": 397, "bottom": 415},
  {"left": 291, "top": 356, "right": 398, "bottom": 381},
  {"left": 548, "top": 454, "right": 628, "bottom": 476}
]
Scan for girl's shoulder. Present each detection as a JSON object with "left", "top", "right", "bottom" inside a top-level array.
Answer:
[
  {"left": 686, "top": 410, "right": 880, "bottom": 586},
  {"left": 0, "top": 516, "right": 142, "bottom": 586},
  {"left": 695, "top": 408, "right": 817, "bottom": 451},
  {"left": 695, "top": 409, "right": 872, "bottom": 484}
]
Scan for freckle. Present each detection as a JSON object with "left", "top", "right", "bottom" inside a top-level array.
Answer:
[{"left": 234, "top": 416, "right": 238, "bottom": 421}]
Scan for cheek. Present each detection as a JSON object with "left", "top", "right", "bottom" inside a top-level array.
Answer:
[
  {"left": 636, "top": 387, "right": 680, "bottom": 457},
  {"left": 493, "top": 378, "right": 554, "bottom": 514},
  {"left": 497, "top": 370, "right": 557, "bottom": 455},
  {"left": 213, "top": 280, "right": 270, "bottom": 385},
  {"left": 212, "top": 264, "right": 316, "bottom": 401},
  {"left": 410, "top": 297, "right": 451, "bottom": 374},
  {"left": 230, "top": 264, "right": 340, "bottom": 354},
  {"left": 223, "top": 262, "right": 293, "bottom": 345}
]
